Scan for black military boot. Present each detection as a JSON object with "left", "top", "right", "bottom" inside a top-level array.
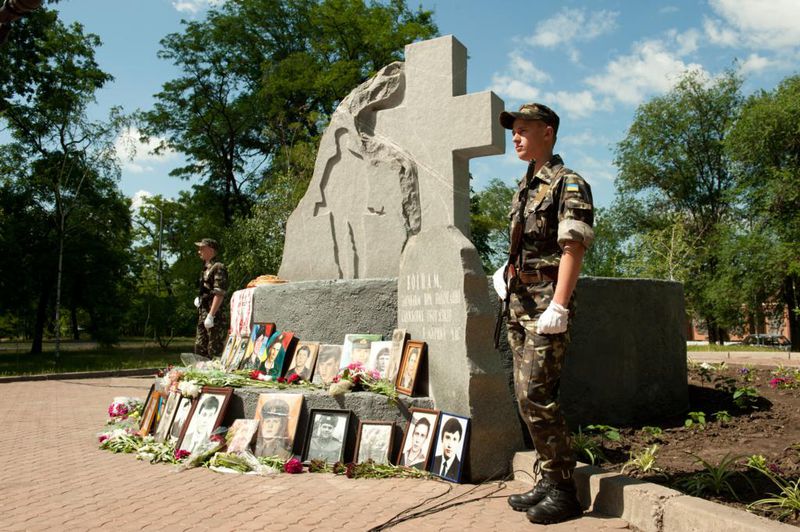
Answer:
[
  {"left": 507, "top": 478, "right": 554, "bottom": 511},
  {"left": 525, "top": 481, "right": 582, "bottom": 524}
]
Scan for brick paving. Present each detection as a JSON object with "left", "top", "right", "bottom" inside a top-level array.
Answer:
[{"left": 0, "top": 377, "right": 631, "bottom": 531}]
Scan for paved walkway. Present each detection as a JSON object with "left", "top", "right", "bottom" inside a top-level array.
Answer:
[
  {"left": 0, "top": 377, "right": 630, "bottom": 531},
  {"left": 688, "top": 350, "right": 799, "bottom": 367}
]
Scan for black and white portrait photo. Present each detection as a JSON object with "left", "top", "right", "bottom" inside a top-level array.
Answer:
[
  {"left": 431, "top": 413, "right": 469, "bottom": 482},
  {"left": 303, "top": 410, "right": 349, "bottom": 463}
]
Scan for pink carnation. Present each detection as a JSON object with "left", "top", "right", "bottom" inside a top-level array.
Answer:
[
  {"left": 98, "top": 434, "right": 109, "bottom": 443},
  {"left": 284, "top": 458, "right": 303, "bottom": 474},
  {"left": 370, "top": 370, "right": 381, "bottom": 380},
  {"left": 332, "top": 375, "right": 341, "bottom": 383},
  {"left": 174, "top": 449, "right": 190, "bottom": 461},
  {"left": 348, "top": 361, "right": 364, "bottom": 371}
]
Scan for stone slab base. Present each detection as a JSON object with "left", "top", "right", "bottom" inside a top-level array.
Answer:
[{"left": 513, "top": 451, "right": 792, "bottom": 532}]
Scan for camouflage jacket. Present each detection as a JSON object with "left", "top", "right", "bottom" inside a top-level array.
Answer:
[
  {"left": 198, "top": 260, "right": 228, "bottom": 309},
  {"left": 508, "top": 154, "right": 594, "bottom": 272}
]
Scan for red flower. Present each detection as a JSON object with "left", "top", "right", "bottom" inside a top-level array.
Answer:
[
  {"left": 345, "top": 462, "right": 356, "bottom": 478},
  {"left": 277, "top": 377, "right": 286, "bottom": 383},
  {"left": 284, "top": 458, "right": 303, "bottom": 474},
  {"left": 332, "top": 375, "right": 341, "bottom": 383},
  {"left": 174, "top": 449, "right": 190, "bottom": 460},
  {"left": 352, "top": 375, "right": 361, "bottom": 385},
  {"left": 287, "top": 373, "right": 301, "bottom": 384},
  {"left": 98, "top": 434, "right": 109, "bottom": 443}
]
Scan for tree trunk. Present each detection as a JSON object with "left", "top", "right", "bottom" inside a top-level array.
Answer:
[
  {"left": 54, "top": 226, "right": 65, "bottom": 358},
  {"left": 784, "top": 274, "right": 799, "bottom": 351},
  {"left": 31, "top": 283, "right": 51, "bottom": 355},
  {"left": 71, "top": 305, "right": 79, "bottom": 340},
  {"left": 706, "top": 316, "right": 718, "bottom": 345}
]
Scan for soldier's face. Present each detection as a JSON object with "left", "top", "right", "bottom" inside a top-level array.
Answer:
[
  {"left": 512, "top": 118, "right": 551, "bottom": 162},
  {"left": 197, "top": 245, "right": 215, "bottom": 262},
  {"left": 319, "top": 422, "right": 334, "bottom": 439},
  {"left": 442, "top": 430, "right": 460, "bottom": 459}
]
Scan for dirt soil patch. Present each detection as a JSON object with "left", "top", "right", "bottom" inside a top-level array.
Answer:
[{"left": 587, "top": 361, "right": 800, "bottom": 527}]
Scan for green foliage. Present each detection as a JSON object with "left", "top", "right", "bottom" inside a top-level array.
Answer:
[
  {"left": 746, "top": 457, "right": 800, "bottom": 520},
  {"left": 585, "top": 424, "right": 621, "bottom": 443},
  {"left": 621, "top": 444, "right": 664, "bottom": 477},
  {"left": 582, "top": 207, "right": 629, "bottom": 277},
  {"left": 732, "top": 386, "right": 759, "bottom": 409},
  {"left": 571, "top": 427, "right": 606, "bottom": 465},
  {"left": 684, "top": 411, "right": 706, "bottom": 429},
  {"left": 641, "top": 426, "right": 664, "bottom": 440},
  {"left": 470, "top": 179, "right": 515, "bottom": 272},
  {"left": 713, "top": 410, "right": 732, "bottom": 424},
  {"left": 677, "top": 453, "right": 754, "bottom": 500}
]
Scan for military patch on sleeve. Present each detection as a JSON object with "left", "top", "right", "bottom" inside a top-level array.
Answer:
[{"left": 566, "top": 182, "right": 580, "bottom": 193}]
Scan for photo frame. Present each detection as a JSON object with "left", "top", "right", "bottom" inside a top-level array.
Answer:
[
  {"left": 138, "top": 384, "right": 160, "bottom": 436},
  {"left": 367, "top": 341, "right": 393, "bottom": 379},
  {"left": 220, "top": 334, "right": 237, "bottom": 369},
  {"left": 312, "top": 345, "right": 343, "bottom": 386},
  {"left": 253, "top": 393, "right": 304, "bottom": 459},
  {"left": 386, "top": 328, "right": 408, "bottom": 383},
  {"left": 354, "top": 420, "right": 394, "bottom": 465},
  {"left": 287, "top": 341, "right": 319, "bottom": 381},
  {"left": 244, "top": 323, "right": 275, "bottom": 370},
  {"left": 395, "top": 340, "right": 425, "bottom": 396},
  {"left": 430, "top": 412, "right": 470, "bottom": 483},
  {"left": 258, "top": 331, "right": 295, "bottom": 378},
  {"left": 302, "top": 409, "right": 350, "bottom": 464},
  {"left": 231, "top": 337, "right": 250, "bottom": 371},
  {"left": 167, "top": 395, "right": 195, "bottom": 445},
  {"left": 397, "top": 408, "right": 439, "bottom": 470},
  {"left": 177, "top": 386, "right": 233, "bottom": 454},
  {"left": 153, "top": 390, "right": 181, "bottom": 443},
  {"left": 226, "top": 419, "right": 259, "bottom": 454},
  {"left": 340, "top": 334, "right": 383, "bottom": 369}
]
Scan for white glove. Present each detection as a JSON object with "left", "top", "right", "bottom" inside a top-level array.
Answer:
[
  {"left": 203, "top": 314, "right": 214, "bottom": 329},
  {"left": 492, "top": 262, "right": 508, "bottom": 300},
  {"left": 536, "top": 301, "right": 569, "bottom": 334},
  {"left": 193, "top": 297, "right": 200, "bottom": 308}
]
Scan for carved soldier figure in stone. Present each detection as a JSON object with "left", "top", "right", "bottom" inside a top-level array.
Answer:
[{"left": 495, "top": 103, "right": 594, "bottom": 525}]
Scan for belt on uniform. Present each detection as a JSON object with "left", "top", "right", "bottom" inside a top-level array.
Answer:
[{"left": 516, "top": 268, "right": 558, "bottom": 284}]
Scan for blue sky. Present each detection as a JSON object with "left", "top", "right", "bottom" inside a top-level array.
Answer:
[{"left": 52, "top": 0, "right": 800, "bottom": 210}]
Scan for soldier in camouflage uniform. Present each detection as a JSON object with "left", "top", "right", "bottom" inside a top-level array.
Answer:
[
  {"left": 194, "top": 238, "right": 229, "bottom": 358},
  {"left": 494, "top": 104, "right": 594, "bottom": 525}
]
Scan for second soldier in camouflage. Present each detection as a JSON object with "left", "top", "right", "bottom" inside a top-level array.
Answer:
[{"left": 194, "top": 238, "right": 229, "bottom": 358}]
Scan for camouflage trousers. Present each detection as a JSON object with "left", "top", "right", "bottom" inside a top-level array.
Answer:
[
  {"left": 507, "top": 278, "right": 576, "bottom": 483},
  {"left": 194, "top": 307, "right": 227, "bottom": 358}
]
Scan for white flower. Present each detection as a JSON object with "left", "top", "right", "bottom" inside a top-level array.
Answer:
[
  {"left": 178, "top": 380, "right": 202, "bottom": 398},
  {"left": 700, "top": 362, "right": 713, "bottom": 371}
]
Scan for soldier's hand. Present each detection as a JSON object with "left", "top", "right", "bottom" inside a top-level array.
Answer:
[
  {"left": 203, "top": 314, "right": 215, "bottom": 329},
  {"left": 492, "top": 262, "right": 508, "bottom": 300},
  {"left": 536, "top": 301, "right": 569, "bottom": 334},
  {"left": 194, "top": 297, "right": 200, "bottom": 308}
]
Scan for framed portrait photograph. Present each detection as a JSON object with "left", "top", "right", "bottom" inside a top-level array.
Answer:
[
  {"left": 354, "top": 421, "right": 394, "bottom": 465},
  {"left": 397, "top": 408, "right": 439, "bottom": 470},
  {"left": 226, "top": 419, "right": 260, "bottom": 454},
  {"left": 395, "top": 340, "right": 425, "bottom": 396},
  {"left": 253, "top": 393, "right": 304, "bottom": 459},
  {"left": 340, "top": 334, "right": 383, "bottom": 369},
  {"left": 138, "top": 385, "right": 161, "bottom": 436},
  {"left": 167, "top": 395, "right": 195, "bottom": 446},
  {"left": 302, "top": 409, "right": 350, "bottom": 464},
  {"left": 367, "top": 341, "right": 393, "bottom": 379},
  {"left": 231, "top": 337, "right": 250, "bottom": 371},
  {"left": 386, "top": 328, "right": 408, "bottom": 383},
  {"left": 430, "top": 412, "right": 470, "bottom": 483},
  {"left": 312, "top": 345, "right": 343, "bottom": 386},
  {"left": 287, "top": 341, "right": 319, "bottom": 381},
  {"left": 177, "top": 386, "right": 233, "bottom": 454},
  {"left": 220, "top": 334, "right": 237, "bottom": 370},
  {"left": 153, "top": 390, "right": 181, "bottom": 443},
  {"left": 258, "top": 331, "right": 295, "bottom": 378},
  {"left": 242, "top": 323, "right": 275, "bottom": 370}
]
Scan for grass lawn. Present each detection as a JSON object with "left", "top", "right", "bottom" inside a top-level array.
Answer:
[
  {"left": 686, "top": 343, "right": 790, "bottom": 352},
  {"left": 0, "top": 338, "right": 194, "bottom": 376}
]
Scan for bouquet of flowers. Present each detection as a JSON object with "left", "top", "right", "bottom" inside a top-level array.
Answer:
[
  {"left": 98, "top": 427, "right": 142, "bottom": 453},
  {"left": 107, "top": 397, "right": 143, "bottom": 421},
  {"left": 329, "top": 362, "right": 397, "bottom": 402}
]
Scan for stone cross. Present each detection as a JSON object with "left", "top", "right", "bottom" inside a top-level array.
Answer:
[{"left": 279, "top": 35, "right": 504, "bottom": 281}]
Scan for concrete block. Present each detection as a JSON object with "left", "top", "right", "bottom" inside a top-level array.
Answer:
[{"left": 662, "top": 495, "right": 796, "bottom": 532}]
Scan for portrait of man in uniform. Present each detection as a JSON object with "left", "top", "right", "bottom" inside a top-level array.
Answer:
[
  {"left": 340, "top": 334, "right": 382, "bottom": 369},
  {"left": 168, "top": 396, "right": 193, "bottom": 445},
  {"left": 303, "top": 410, "right": 349, "bottom": 464},
  {"left": 287, "top": 342, "right": 319, "bottom": 381},
  {"left": 367, "top": 341, "right": 393, "bottom": 379},
  {"left": 355, "top": 421, "right": 394, "bottom": 465},
  {"left": 397, "top": 408, "right": 439, "bottom": 470},
  {"left": 396, "top": 341, "right": 424, "bottom": 395}
]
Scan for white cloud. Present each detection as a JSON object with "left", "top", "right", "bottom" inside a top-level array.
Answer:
[
  {"left": 544, "top": 90, "right": 600, "bottom": 119},
  {"left": 560, "top": 130, "right": 610, "bottom": 148},
  {"left": 573, "top": 154, "right": 615, "bottom": 182},
  {"left": 172, "top": 0, "right": 224, "bottom": 14},
  {"left": 527, "top": 8, "right": 618, "bottom": 48},
  {"left": 489, "top": 75, "right": 540, "bottom": 102},
  {"left": 739, "top": 53, "right": 779, "bottom": 74},
  {"left": 586, "top": 39, "right": 705, "bottom": 106},
  {"left": 130, "top": 190, "right": 152, "bottom": 212},
  {"left": 706, "top": 0, "right": 800, "bottom": 50},
  {"left": 674, "top": 29, "right": 700, "bottom": 56},
  {"left": 488, "top": 52, "right": 550, "bottom": 102},
  {"left": 508, "top": 52, "right": 551, "bottom": 84},
  {"left": 115, "top": 128, "right": 177, "bottom": 174}
]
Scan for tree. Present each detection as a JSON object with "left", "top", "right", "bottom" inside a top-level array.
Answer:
[
  {"left": 0, "top": 6, "right": 131, "bottom": 352},
  {"left": 582, "top": 207, "right": 629, "bottom": 278},
  {"left": 470, "top": 178, "right": 515, "bottom": 273},
  {"left": 726, "top": 75, "right": 800, "bottom": 349},
  {"left": 613, "top": 70, "right": 743, "bottom": 343}
]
